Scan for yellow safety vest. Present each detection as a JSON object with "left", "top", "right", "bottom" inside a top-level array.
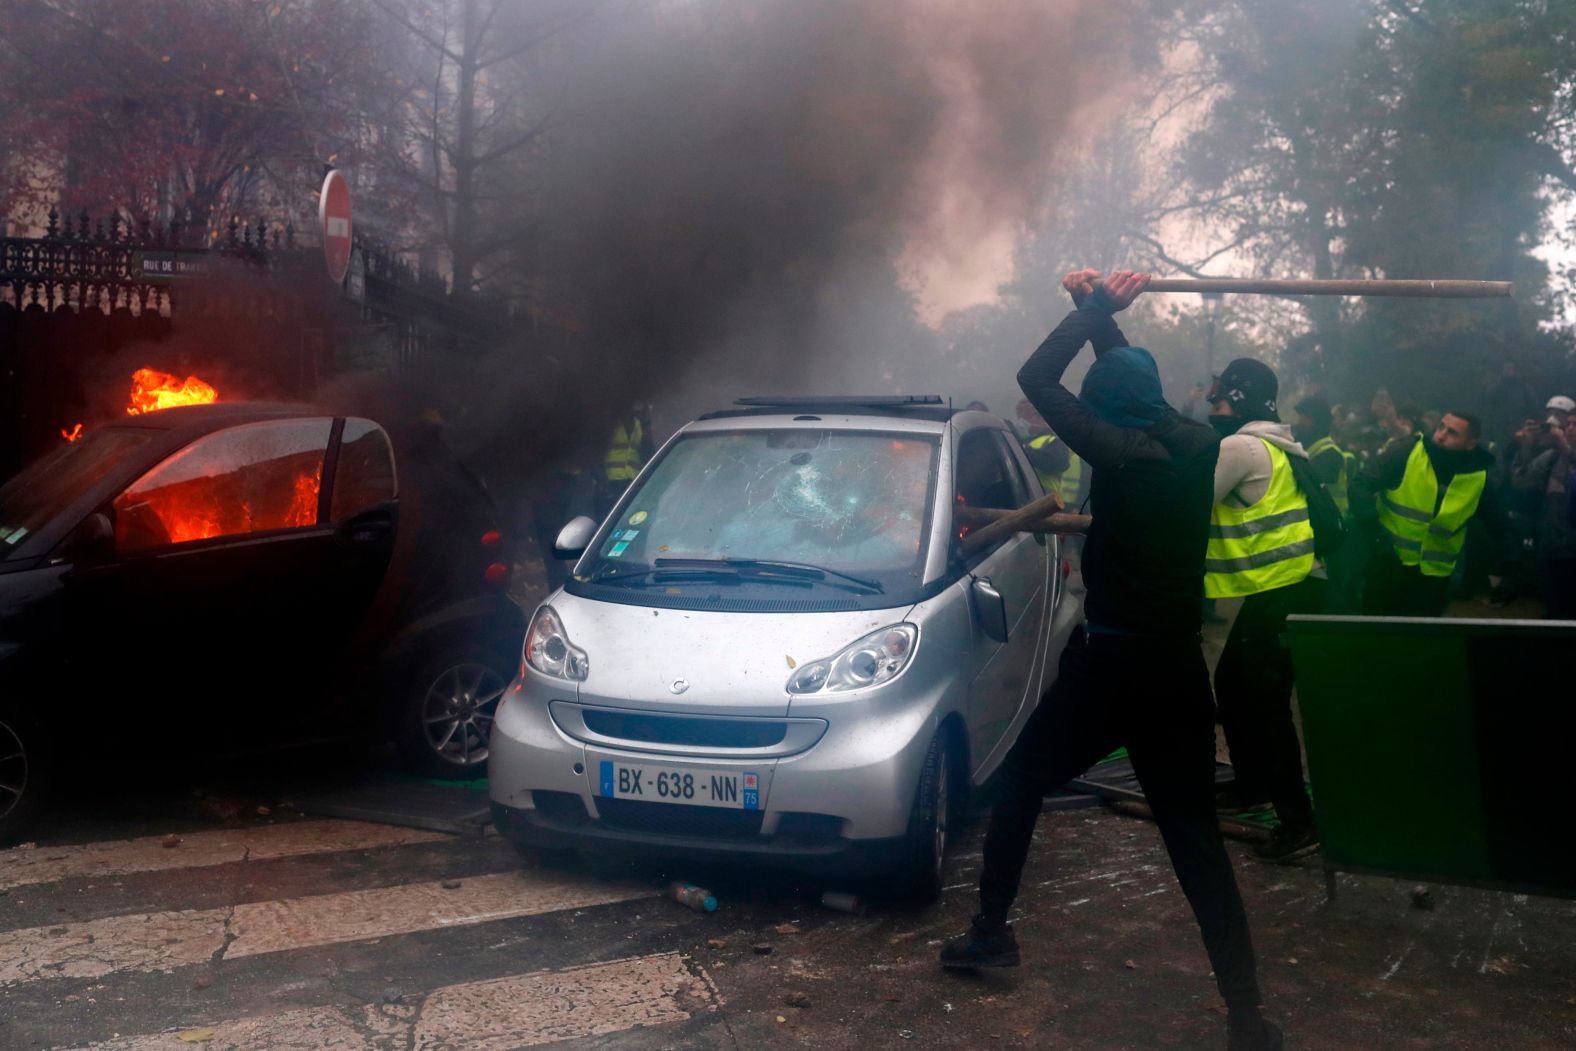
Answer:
[
  {"left": 1307, "top": 435, "right": 1352, "bottom": 517},
  {"left": 603, "top": 418, "right": 644, "bottom": 483},
  {"left": 1376, "top": 437, "right": 1486, "bottom": 578},
  {"left": 1204, "top": 440, "right": 1316, "bottom": 598},
  {"left": 1026, "top": 433, "right": 1085, "bottom": 504}
]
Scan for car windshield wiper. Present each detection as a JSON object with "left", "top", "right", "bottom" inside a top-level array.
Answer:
[
  {"left": 587, "top": 557, "right": 883, "bottom": 595},
  {"left": 585, "top": 561, "right": 748, "bottom": 587},
  {"left": 654, "top": 557, "right": 884, "bottom": 594}
]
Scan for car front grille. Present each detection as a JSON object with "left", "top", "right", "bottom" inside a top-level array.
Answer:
[{"left": 581, "top": 709, "right": 788, "bottom": 749}]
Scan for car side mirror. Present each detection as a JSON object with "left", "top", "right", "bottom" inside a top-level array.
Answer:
[
  {"left": 553, "top": 515, "right": 599, "bottom": 559},
  {"left": 971, "top": 575, "right": 1010, "bottom": 643},
  {"left": 65, "top": 512, "right": 115, "bottom": 564}
]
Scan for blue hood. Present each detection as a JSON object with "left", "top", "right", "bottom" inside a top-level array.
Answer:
[{"left": 1079, "top": 346, "right": 1172, "bottom": 428}]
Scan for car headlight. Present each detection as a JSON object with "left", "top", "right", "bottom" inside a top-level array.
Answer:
[
  {"left": 787, "top": 624, "right": 917, "bottom": 694},
  {"left": 524, "top": 605, "right": 589, "bottom": 681}
]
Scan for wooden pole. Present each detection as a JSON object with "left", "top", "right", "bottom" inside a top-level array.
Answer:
[
  {"left": 1117, "top": 277, "right": 1511, "bottom": 298},
  {"left": 960, "top": 494, "right": 1090, "bottom": 556}
]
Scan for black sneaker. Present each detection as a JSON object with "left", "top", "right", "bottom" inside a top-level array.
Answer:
[
  {"left": 1253, "top": 823, "right": 1320, "bottom": 863},
  {"left": 939, "top": 920, "right": 1019, "bottom": 969},
  {"left": 1227, "top": 1009, "right": 1284, "bottom": 1050}
]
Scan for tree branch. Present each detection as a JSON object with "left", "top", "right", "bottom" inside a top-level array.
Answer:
[{"left": 371, "top": 0, "right": 463, "bottom": 65}]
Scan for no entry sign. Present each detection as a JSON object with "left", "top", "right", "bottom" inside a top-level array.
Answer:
[{"left": 318, "top": 169, "right": 352, "bottom": 284}]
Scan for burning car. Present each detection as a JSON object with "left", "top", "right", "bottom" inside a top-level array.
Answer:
[
  {"left": 488, "top": 396, "right": 1082, "bottom": 900},
  {"left": 0, "top": 400, "right": 524, "bottom": 841}
]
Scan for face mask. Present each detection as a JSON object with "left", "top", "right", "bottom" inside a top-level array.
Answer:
[{"left": 1210, "top": 415, "right": 1243, "bottom": 439}]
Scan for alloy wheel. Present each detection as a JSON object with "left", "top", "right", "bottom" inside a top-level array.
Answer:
[
  {"left": 420, "top": 662, "right": 508, "bottom": 770},
  {"left": 0, "top": 717, "right": 27, "bottom": 822}
]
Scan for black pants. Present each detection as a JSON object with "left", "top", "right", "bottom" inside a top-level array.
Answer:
[
  {"left": 1215, "top": 578, "right": 1322, "bottom": 832},
  {"left": 1362, "top": 550, "right": 1451, "bottom": 616},
  {"left": 977, "top": 629, "right": 1262, "bottom": 1009}
]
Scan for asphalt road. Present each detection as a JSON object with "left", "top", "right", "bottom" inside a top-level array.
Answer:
[{"left": 2, "top": 741, "right": 1573, "bottom": 1051}]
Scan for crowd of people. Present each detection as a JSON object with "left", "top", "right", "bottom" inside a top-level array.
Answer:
[{"left": 1016, "top": 341, "right": 1576, "bottom": 621}]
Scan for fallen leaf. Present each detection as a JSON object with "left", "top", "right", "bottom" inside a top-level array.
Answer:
[
  {"left": 177, "top": 1031, "right": 214, "bottom": 1043},
  {"left": 774, "top": 923, "right": 800, "bottom": 935},
  {"left": 776, "top": 1015, "right": 787, "bottom": 1024},
  {"left": 1123, "top": 959, "right": 1137, "bottom": 970},
  {"left": 161, "top": 835, "right": 181, "bottom": 849},
  {"left": 785, "top": 655, "right": 797, "bottom": 669}
]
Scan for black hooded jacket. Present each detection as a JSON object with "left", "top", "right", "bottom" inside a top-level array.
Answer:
[{"left": 1017, "top": 308, "right": 1221, "bottom": 636}]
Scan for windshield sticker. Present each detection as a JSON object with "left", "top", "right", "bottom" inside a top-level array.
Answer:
[
  {"left": 607, "top": 540, "right": 632, "bottom": 558},
  {"left": 629, "top": 510, "right": 649, "bottom": 525},
  {"left": 4, "top": 526, "right": 27, "bottom": 544},
  {"left": 620, "top": 529, "right": 641, "bottom": 541}
]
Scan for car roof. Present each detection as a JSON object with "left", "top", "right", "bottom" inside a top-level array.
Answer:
[
  {"left": 103, "top": 401, "right": 332, "bottom": 432},
  {"left": 699, "top": 395, "right": 955, "bottom": 422}
]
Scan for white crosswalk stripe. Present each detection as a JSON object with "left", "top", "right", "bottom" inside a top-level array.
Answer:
[
  {"left": 0, "top": 870, "right": 650, "bottom": 985},
  {"left": 54, "top": 952, "right": 717, "bottom": 1050},
  {"left": 0, "top": 820, "right": 449, "bottom": 891},
  {"left": 6, "top": 817, "right": 722, "bottom": 1050}
]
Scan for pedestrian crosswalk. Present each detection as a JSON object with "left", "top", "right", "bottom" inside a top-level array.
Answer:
[{"left": 0, "top": 819, "right": 721, "bottom": 1050}]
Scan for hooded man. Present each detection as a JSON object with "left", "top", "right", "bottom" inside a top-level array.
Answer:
[
  {"left": 1207, "top": 360, "right": 1324, "bottom": 861},
  {"left": 940, "top": 270, "right": 1283, "bottom": 1051}
]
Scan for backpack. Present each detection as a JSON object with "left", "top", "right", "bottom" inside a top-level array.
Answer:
[{"left": 1285, "top": 453, "right": 1347, "bottom": 558}]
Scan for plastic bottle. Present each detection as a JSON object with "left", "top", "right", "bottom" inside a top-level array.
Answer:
[{"left": 665, "top": 881, "right": 718, "bottom": 912}]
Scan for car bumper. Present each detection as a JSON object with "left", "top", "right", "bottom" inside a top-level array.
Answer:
[
  {"left": 489, "top": 799, "right": 910, "bottom": 876},
  {"left": 486, "top": 672, "right": 948, "bottom": 874}
]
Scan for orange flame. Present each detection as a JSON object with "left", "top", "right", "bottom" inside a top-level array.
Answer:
[
  {"left": 127, "top": 367, "right": 218, "bottom": 415},
  {"left": 114, "top": 458, "right": 323, "bottom": 548},
  {"left": 61, "top": 423, "right": 83, "bottom": 442}
]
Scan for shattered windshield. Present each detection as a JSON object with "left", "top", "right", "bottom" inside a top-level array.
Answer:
[{"left": 576, "top": 429, "right": 937, "bottom": 596}]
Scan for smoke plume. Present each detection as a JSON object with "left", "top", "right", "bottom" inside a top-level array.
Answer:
[{"left": 461, "top": 0, "right": 1139, "bottom": 475}]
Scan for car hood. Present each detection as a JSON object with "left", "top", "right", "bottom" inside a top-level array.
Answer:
[{"left": 550, "top": 590, "right": 917, "bottom": 718}]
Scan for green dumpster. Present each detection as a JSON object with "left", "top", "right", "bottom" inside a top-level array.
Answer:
[{"left": 1287, "top": 615, "right": 1576, "bottom": 898}]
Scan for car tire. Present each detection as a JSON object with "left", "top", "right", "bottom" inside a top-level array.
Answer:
[
  {"left": 893, "top": 730, "right": 953, "bottom": 905},
  {"left": 0, "top": 700, "right": 52, "bottom": 844},
  {"left": 394, "top": 646, "right": 513, "bottom": 781}
]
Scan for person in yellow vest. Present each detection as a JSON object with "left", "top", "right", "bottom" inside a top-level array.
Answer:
[
  {"left": 1352, "top": 409, "right": 1504, "bottom": 616},
  {"left": 597, "top": 405, "right": 655, "bottom": 519},
  {"left": 1293, "top": 395, "right": 1362, "bottom": 612},
  {"left": 1016, "top": 398, "right": 1087, "bottom": 507},
  {"left": 1207, "top": 359, "right": 1324, "bottom": 863}
]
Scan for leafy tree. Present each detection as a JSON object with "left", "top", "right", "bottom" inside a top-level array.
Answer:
[
  {"left": 0, "top": 0, "right": 411, "bottom": 237},
  {"left": 1175, "top": 0, "right": 1576, "bottom": 408}
]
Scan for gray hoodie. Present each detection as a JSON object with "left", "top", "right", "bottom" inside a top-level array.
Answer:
[{"left": 1214, "top": 420, "right": 1309, "bottom": 508}]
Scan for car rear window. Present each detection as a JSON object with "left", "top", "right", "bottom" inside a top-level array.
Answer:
[
  {"left": 113, "top": 419, "right": 332, "bottom": 552},
  {"left": 330, "top": 418, "right": 397, "bottom": 521}
]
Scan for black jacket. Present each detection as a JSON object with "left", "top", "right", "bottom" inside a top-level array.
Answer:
[{"left": 1017, "top": 308, "right": 1220, "bottom": 636}]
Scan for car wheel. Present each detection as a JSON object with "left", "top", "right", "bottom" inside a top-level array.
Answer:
[
  {"left": 395, "top": 647, "right": 512, "bottom": 781},
  {"left": 894, "top": 730, "right": 952, "bottom": 904},
  {"left": 0, "top": 701, "right": 51, "bottom": 844}
]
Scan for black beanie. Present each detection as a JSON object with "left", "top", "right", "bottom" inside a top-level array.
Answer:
[{"left": 1216, "top": 358, "right": 1280, "bottom": 422}]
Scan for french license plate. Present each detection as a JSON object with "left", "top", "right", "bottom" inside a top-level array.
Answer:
[{"left": 597, "top": 760, "right": 759, "bottom": 810}]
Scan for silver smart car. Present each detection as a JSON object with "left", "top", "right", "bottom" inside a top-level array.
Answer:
[{"left": 488, "top": 396, "right": 1082, "bottom": 900}]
